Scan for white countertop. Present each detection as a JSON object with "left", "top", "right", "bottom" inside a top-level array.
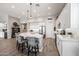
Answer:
[
  {"left": 19, "top": 32, "right": 43, "bottom": 39},
  {"left": 57, "top": 35, "right": 79, "bottom": 41}
]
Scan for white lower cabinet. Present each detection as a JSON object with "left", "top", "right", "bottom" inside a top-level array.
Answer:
[
  {"left": 57, "top": 35, "right": 62, "bottom": 55},
  {"left": 57, "top": 35, "right": 79, "bottom": 56}
]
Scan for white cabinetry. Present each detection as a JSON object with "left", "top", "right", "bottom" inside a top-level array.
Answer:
[{"left": 57, "top": 35, "right": 79, "bottom": 56}]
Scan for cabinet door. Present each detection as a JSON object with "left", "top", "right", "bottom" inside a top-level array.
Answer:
[
  {"left": 62, "top": 41, "right": 79, "bottom": 56},
  {"left": 58, "top": 40, "right": 62, "bottom": 55},
  {"left": 57, "top": 35, "right": 62, "bottom": 55}
]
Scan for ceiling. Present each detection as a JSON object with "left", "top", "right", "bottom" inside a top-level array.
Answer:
[{"left": 0, "top": 3, "right": 66, "bottom": 18}]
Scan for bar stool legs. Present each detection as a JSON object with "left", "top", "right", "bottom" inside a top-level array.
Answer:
[{"left": 27, "top": 46, "right": 38, "bottom": 56}]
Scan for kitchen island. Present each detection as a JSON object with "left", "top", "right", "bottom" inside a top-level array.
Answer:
[{"left": 18, "top": 32, "right": 43, "bottom": 52}]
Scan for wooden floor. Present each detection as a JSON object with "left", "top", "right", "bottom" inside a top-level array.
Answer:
[{"left": 0, "top": 38, "right": 59, "bottom": 56}]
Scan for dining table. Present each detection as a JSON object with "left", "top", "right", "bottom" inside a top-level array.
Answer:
[{"left": 18, "top": 32, "right": 43, "bottom": 52}]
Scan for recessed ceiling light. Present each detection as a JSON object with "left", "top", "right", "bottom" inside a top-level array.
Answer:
[
  {"left": 33, "top": 10, "right": 36, "bottom": 13},
  {"left": 11, "top": 5, "right": 15, "bottom": 8},
  {"left": 22, "top": 12, "right": 25, "bottom": 15},
  {"left": 48, "top": 7, "right": 51, "bottom": 10}
]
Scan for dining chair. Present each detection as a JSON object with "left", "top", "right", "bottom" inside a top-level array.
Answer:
[{"left": 26, "top": 37, "right": 39, "bottom": 56}]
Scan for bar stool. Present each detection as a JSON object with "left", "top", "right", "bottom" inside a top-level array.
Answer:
[
  {"left": 16, "top": 36, "right": 25, "bottom": 52},
  {"left": 23, "top": 37, "right": 28, "bottom": 54},
  {"left": 27, "top": 37, "right": 39, "bottom": 56}
]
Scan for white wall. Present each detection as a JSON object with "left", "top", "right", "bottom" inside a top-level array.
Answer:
[
  {"left": 56, "top": 4, "right": 71, "bottom": 29},
  {"left": 71, "top": 3, "right": 79, "bottom": 29}
]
